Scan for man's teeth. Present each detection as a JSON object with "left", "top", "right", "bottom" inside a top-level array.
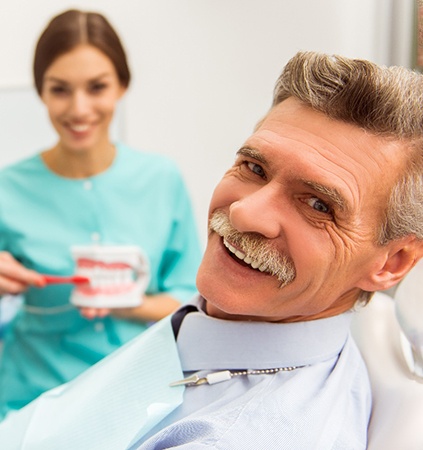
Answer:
[{"left": 223, "top": 239, "right": 269, "bottom": 272}]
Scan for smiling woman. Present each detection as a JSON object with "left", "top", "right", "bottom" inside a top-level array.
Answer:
[
  {"left": 40, "top": 45, "right": 125, "bottom": 176},
  {"left": 0, "top": 9, "right": 202, "bottom": 420}
]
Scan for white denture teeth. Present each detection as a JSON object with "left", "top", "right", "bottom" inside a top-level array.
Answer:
[
  {"left": 235, "top": 250, "right": 245, "bottom": 259},
  {"left": 223, "top": 238, "right": 267, "bottom": 273},
  {"left": 259, "top": 263, "right": 269, "bottom": 272},
  {"left": 77, "top": 266, "right": 134, "bottom": 289}
]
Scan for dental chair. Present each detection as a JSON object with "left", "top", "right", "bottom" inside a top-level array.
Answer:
[{"left": 351, "top": 260, "right": 423, "bottom": 450}]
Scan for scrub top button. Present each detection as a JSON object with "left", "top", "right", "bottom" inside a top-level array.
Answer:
[
  {"left": 91, "top": 232, "right": 101, "bottom": 242},
  {"left": 83, "top": 180, "right": 92, "bottom": 190},
  {"left": 94, "top": 322, "right": 105, "bottom": 332}
]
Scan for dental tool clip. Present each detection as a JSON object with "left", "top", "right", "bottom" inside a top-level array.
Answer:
[
  {"left": 169, "top": 371, "right": 232, "bottom": 387},
  {"left": 170, "top": 366, "right": 304, "bottom": 388}
]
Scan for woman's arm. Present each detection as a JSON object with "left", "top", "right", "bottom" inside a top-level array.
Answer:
[{"left": 79, "top": 294, "right": 182, "bottom": 322}]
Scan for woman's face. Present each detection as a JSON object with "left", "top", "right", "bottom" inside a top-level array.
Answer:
[{"left": 41, "top": 44, "right": 126, "bottom": 153}]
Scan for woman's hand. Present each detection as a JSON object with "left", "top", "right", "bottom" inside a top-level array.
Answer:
[
  {"left": 0, "top": 251, "right": 45, "bottom": 295},
  {"left": 78, "top": 294, "right": 181, "bottom": 322}
]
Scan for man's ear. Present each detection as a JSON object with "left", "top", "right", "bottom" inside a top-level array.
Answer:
[{"left": 358, "top": 237, "right": 423, "bottom": 292}]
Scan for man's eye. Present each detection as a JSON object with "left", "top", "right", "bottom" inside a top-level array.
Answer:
[
  {"left": 246, "top": 162, "right": 266, "bottom": 178},
  {"left": 306, "top": 197, "right": 331, "bottom": 214}
]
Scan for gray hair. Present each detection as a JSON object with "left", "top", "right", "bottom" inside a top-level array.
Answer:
[{"left": 272, "top": 51, "right": 423, "bottom": 246}]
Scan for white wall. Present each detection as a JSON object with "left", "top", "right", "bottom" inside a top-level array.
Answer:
[{"left": 0, "top": 0, "right": 415, "bottom": 245}]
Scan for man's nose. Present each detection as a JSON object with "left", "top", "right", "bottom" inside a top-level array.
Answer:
[{"left": 229, "top": 185, "right": 282, "bottom": 239}]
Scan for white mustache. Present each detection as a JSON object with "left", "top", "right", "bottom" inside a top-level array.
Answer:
[{"left": 209, "top": 211, "right": 296, "bottom": 287}]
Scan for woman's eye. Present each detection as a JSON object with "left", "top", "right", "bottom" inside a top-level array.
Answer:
[
  {"left": 246, "top": 161, "right": 266, "bottom": 178},
  {"left": 306, "top": 197, "right": 331, "bottom": 214},
  {"left": 50, "top": 86, "right": 68, "bottom": 95},
  {"left": 90, "top": 83, "right": 107, "bottom": 93}
]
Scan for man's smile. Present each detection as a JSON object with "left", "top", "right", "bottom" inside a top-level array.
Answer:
[
  {"left": 209, "top": 210, "right": 296, "bottom": 286},
  {"left": 223, "top": 237, "right": 272, "bottom": 273}
]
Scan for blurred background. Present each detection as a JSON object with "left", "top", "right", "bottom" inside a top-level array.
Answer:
[{"left": 0, "top": 0, "right": 417, "bottom": 245}]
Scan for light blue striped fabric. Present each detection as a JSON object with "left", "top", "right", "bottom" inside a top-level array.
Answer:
[
  {"left": 0, "top": 297, "right": 371, "bottom": 449},
  {"left": 0, "top": 315, "right": 185, "bottom": 450},
  {"left": 130, "top": 297, "right": 372, "bottom": 449}
]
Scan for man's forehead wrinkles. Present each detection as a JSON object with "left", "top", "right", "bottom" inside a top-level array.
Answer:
[{"left": 255, "top": 127, "right": 351, "bottom": 163}]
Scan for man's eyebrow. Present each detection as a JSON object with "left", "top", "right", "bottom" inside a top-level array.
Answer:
[
  {"left": 236, "top": 147, "right": 268, "bottom": 165},
  {"left": 303, "top": 180, "right": 347, "bottom": 211}
]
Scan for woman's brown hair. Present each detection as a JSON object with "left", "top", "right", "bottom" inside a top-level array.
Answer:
[{"left": 33, "top": 9, "right": 130, "bottom": 95}]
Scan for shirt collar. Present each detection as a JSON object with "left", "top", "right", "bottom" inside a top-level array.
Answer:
[{"left": 176, "top": 296, "right": 352, "bottom": 371}]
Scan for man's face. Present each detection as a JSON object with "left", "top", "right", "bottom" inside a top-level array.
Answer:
[{"left": 197, "top": 97, "right": 407, "bottom": 322}]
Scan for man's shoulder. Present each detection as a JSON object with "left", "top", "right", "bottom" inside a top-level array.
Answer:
[{"left": 138, "top": 343, "right": 370, "bottom": 449}]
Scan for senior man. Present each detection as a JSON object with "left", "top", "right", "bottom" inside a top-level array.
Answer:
[{"left": 0, "top": 51, "right": 422, "bottom": 450}]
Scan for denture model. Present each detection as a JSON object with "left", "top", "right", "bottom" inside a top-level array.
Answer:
[{"left": 70, "top": 245, "right": 150, "bottom": 308}]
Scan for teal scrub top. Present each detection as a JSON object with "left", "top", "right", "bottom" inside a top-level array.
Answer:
[{"left": 0, "top": 143, "right": 202, "bottom": 418}]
